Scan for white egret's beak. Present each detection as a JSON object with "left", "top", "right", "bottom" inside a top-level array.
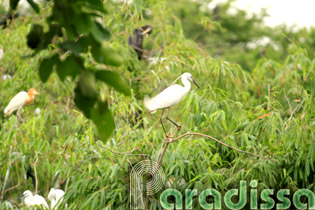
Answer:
[
  {"left": 18, "top": 193, "right": 25, "bottom": 200},
  {"left": 192, "top": 79, "right": 200, "bottom": 88}
]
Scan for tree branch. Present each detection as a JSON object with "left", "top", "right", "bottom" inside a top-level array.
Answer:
[
  {"left": 33, "top": 155, "right": 39, "bottom": 194},
  {"left": 166, "top": 132, "right": 275, "bottom": 161}
]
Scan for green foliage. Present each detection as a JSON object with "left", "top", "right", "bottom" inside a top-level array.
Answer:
[
  {"left": 0, "top": 0, "right": 315, "bottom": 209},
  {"left": 24, "top": 0, "right": 130, "bottom": 141}
]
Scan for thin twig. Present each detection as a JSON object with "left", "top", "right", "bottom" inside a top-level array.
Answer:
[
  {"left": 144, "top": 126, "right": 181, "bottom": 210},
  {"left": 33, "top": 155, "right": 39, "bottom": 194},
  {"left": 98, "top": 142, "right": 151, "bottom": 160},
  {"left": 1, "top": 146, "right": 13, "bottom": 201},
  {"left": 267, "top": 84, "right": 271, "bottom": 110},
  {"left": 284, "top": 89, "right": 292, "bottom": 113},
  {"left": 285, "top": 103, "right": 301, "bottom": 131},
  {"left": 146, "top": 36, "right": 164, "bottom": 52},
  {"left": 166, "top": 132, "right": 275, "bottom": 161},
  {"left": 4, "top": 182, "right": 20, "bottom": 194}
]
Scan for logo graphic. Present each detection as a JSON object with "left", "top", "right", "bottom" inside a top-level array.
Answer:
[{"left": 130, "top": 160, "right": 165, "bottom": 209}]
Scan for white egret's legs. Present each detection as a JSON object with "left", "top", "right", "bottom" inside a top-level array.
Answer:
[
  {"left": 166, "top": 108, "right": 179, "bottom": 128},
  {"left": 16, "top": 108, "right": 24, "bottom": 122},
  {"left": 160, "top": 108, "right": 181, "bottom": 137},
  {"left": 160, "top": 109, "right": 167, "bottom": 136}
]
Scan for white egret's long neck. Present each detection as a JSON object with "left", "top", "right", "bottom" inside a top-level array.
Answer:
[{"left": 181, "top": 76, "right": 191, "bottom": 92}]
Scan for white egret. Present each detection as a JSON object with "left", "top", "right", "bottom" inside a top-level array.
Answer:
[
  {"left": 4, "top": 88, "right": 40, "bottom": 120},
  {"left": 144, "top": 72, "right": 199, "bottom": 135},
  {"left": 48, "top": 188, "right": 65, "bottom": 210},
  {"left": 18, "top": 190, "right": 49, "bottom": 209}
]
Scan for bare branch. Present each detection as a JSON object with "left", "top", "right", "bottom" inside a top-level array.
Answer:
[
  {"left": 285, "top": 102, "right": 301, "bottom": 131},
  {"left": 284, "top": 89, "right": 292, "bottom": 113},
  {"left": 33, "top": 155, "right": 39, "bottom": 194},
  {"left": 97, "top": 143, "right": 151, "bottom": 160},
  {"left": 166, "top": 132, "right": 275, "bottom": 161}
]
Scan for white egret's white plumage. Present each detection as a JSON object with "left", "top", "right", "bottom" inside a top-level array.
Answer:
[
  {"left": 4, "top": 88, "right": 40, "bottom": 117},
  {"left": 144, "top": 72, "right": 199, "bottom": 135},
  {"left": 19, "top": 190, "right": 49, "bottom": 209},
  {"left": 48, "top": 188, "right": 65, "bottom": 210},
  {"left": 144, "top": 72, "right": 199, "bottom": 112}
]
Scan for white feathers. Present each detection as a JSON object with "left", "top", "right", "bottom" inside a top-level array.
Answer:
[
  {"left": 2, "top": 74, "right": 12, "bottom": 80},
  {"left": 20, "top": 188, "right": 66, "bottom": 209},
  {"left": 4, "top": 91, "right": 28, "bottom": 115},
  {"left": 20, "top": 190, "right": 49, "bottom": 209},
  {"left": 48, "top": 188, "right": 65, "bottom": 210},
  {"left": 144, "top": 84, "right": 188, "bottom": 112},
  {"left": 144, "top": 72, "right": 198, "bottom": 112}
]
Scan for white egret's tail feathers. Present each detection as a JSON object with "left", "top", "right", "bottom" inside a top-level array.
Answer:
[
  {"left": 4, "top": 107, "right": 13, "bottom": 115},
  {"left": 144, "top": 96, "right": 157, "bottom": 113}
]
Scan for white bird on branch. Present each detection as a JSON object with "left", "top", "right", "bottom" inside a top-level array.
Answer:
[
  {"left": 18, "top": 190, "right": 49, "bottom": 209},
  {"left": 48, "top": 188, "right": 65, "bottom": 210},
  {"left": 4, "top": 88, "right": 40, "bottom": 120},
  {"left": 144, "top": 72, "right": 199, "bottom": 136}
]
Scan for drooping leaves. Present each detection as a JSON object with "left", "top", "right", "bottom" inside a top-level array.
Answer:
[
  {"left": 91, "top": 46, "right": 124, "bottom": 66},
  {"left": 90, "top": 101, "right": 115, "bottom": 140},
  {"left": 26, "top": 0, "right": 40, "bottom": 13},
  {"left": 27, "top": 0, "right": 130, "bottom": 141},
  {"left": 27, "top": 24, "right": 44, "bottom": 49},
  {"left": 39, "top": 55, "right": 58, "bottom": 83},
  {"left": 56, "top": 55, "right": 81, "bottom": 81},
  {"left": 96, "top": 70, "right": 131, "bottom": 96},
  {"left": 90, "top": 21, "right": 110, "bottom": 43}
]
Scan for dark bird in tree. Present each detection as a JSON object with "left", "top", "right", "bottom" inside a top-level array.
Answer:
[
  {"left": 128, "top": 25, "right": 153, "bottom": 60},
  {"left": 26, "top": 164, "right": 36, "bottom": 188},
  {"left": 127, "top": 25, "right": 152, "bottom": 128}
]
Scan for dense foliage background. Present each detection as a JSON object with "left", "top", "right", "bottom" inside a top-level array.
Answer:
[{"left": 0, "top": 0, "right": 315, "bottom": 209}]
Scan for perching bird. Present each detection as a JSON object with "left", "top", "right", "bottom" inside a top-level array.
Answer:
[
  {"left": 48, "top": 188, "right": 65, "bottom": 210},
  {"left": 4, "top": 88, "right": 40, "bottom": 119},
  {"left": 18, "top": 190, "right": 49, "bottom": 209},
  {"left": 128, "top": 25, "right": 153, "bottom": 60},
  {"left": 144, "top": 72, "right": 199, "bottom": 135}
]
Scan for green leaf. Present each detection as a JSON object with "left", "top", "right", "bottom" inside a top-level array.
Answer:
[
  {"left": 79, "top": 70, "right": 98, "bottom": 98},
  {"left": 95, "top": 70, "right": 131, "bottom": 96},
  {"left": 85, "top": 0, "right": 107, "bottom": 14},
  {"left": 9, "top": 0, "right": 19, "bottom": 11},
  {"left": 56, "top": 55, "right": 81, "bottom": 81},
  {"left": 74, "top": 86, "right": 97, "bottom": 118},
  {"left": 27, "top": 24, "right": 44, "bottom": 49},
  {"left": 26, "top": 0, "right": 40, "bottom": 13},
  {"left": 90, "top": 21, "right": 110, "bottom": 43},
  {"left": 59, "top": 41, "right": 81, "bottom": 56},
  {"left": 90, "top": 101, "right": 115, "bottom": 141},
  {"left": 74, "top": 13, "right": 92, "bottom": 35},
  {"left": 91, "top": 46, "right": 123, "bottom": 66},
  {"left": 39, "top": 55, "right": 58, "bottom": 83}
]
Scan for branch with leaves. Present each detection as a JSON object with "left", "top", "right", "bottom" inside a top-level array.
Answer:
[{"left": 20, "top": 0, "right": 131, "bottom": 141}]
